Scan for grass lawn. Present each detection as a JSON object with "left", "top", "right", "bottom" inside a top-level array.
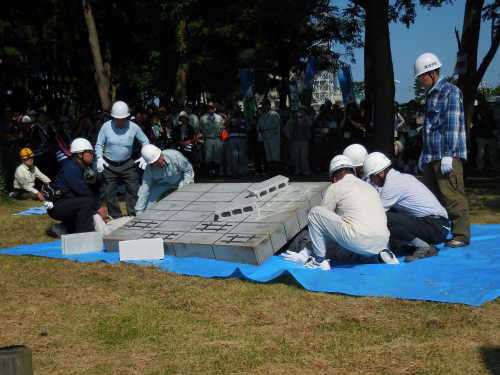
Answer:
[{"left": 1, "top": 187, "right": 500, "bottom": 374}]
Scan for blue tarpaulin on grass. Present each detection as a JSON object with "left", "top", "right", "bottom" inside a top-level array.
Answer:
[
  {"left": 13, "top": 206, "right": 47, "bottom": 215},
  {"left": 1, "top": 224, "right": 499, "bottom": 306}
]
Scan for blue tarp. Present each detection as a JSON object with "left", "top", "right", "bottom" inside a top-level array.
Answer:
[
  {"left": 1, "top": 224, "right": 499, "bottom": 306},
  {"left": 13, "top": 206, "right": 47, "bottom": 216}
]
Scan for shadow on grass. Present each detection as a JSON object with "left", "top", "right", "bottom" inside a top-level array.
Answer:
[{"left": 480, "top": 346, "right": 500, "bottom": 375}]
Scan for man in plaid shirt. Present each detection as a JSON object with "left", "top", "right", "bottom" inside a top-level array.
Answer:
[{"left": 414, "top": 52, "right": 470, "bottom": 247}]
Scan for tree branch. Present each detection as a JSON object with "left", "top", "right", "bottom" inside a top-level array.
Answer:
[
  {"left": 475, "top": 32, "right": 500, "bottom": 85},
  {"left": 455, "top": 27, "right": 461, "bottom": 50}
]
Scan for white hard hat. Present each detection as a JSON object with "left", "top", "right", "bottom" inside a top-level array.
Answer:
[
  {"left": 111, "top": 100, "right": 130, "bottom": 119},
  {"left": 329, "top": 155, "right": 354, "bottom": 176},
  {"left": 70, "top": 137, "right": 93, "bottom": 153},
  {"left": 414, "top": 53, "right": 442, "bottom": 78},
  {"left": 21, "top": 115, "right": 32, "bottom": 123},
  {"left": 178, "top": 111, "right": 188, "bottom": 118},
  {"left": 363, "top": 152, "right": 391, "bottom": 178},
  {"left": 342, "top": 144, "right": 368, "bottom": 167},
  {"left": 141, "top": 144, "right": 162, "bottom": 164}
]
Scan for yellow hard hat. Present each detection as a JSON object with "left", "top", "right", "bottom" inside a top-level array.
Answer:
[{"left": 19, "top": 148, "right": 35, "bottom": 160}]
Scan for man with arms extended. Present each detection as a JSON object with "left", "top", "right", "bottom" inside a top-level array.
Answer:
[
  {"left": 414, "top": 53, "right": 470, "bottom": 248},
  {"left": 364, "top": 152, "right": 450, "bottom": 262},
  {"left": 95, "top": 100, "right": 149, "bottom": 218},
  {"left": 282, "top": 155, "right": 398, "bottom": 270},
  {"left": 135, "top": 144, "right": 194, "bottom": 214}
]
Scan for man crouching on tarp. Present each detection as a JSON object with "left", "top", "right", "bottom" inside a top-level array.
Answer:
[
  {"left": 135, "top": 144, "right": 194, "bottom": 214},
  {"left": 46, "top": 138, "right": 107, "bottom": 236},
  {"left": 281, "top": 155, "right": 399, "bottom": 270}
]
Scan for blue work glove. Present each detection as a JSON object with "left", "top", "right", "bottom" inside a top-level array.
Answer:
[{"left": 440, "top": 156, "right": 453, "bottom": 175}]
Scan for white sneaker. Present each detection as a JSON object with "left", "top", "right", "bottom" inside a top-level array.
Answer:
[
  {"left": 378, "top": 249, "right": 400, "bottom": 265},
  {"left": 304, "top": 256, "right": 331, "bottom": 271}
]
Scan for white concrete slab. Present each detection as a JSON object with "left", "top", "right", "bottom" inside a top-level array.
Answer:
[
  {"left": 104, "top": 179, "right": 329, "bottom": 264},
  {"left": 119, "top": 238, "right": 164, "bottom": 261},
  {"left": 62, "top": 232, "right": 103, "bottom": 254}
]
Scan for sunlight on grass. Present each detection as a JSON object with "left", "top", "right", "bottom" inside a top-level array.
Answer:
[{"left": 1, "top": 188, "right": 500, "bottom": 374}]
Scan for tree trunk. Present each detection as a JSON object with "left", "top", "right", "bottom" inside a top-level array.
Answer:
[
  {"left": 456, "top": 0, "right": 484, "bottom": 134},
  {"left": 174, "top": 18, "right": 188, "bottom": 106},
  {"left": 82, "top": 0, "right": 111, "bottom": 111},
  {"left": 363, "top": 24, "right": 374, "bottom": 128},
  {"left": 365, "top": 0, "right": 395, "bottom": 156}
]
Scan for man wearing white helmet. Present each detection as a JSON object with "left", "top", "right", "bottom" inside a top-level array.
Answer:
[
  {"left": 95, "top": 100, "right": 150, "bottom": 218},
  {"left": 342, "top": 143, "right": 368, "bottom": 177},
  {"left": 414, "top": 52, "right": 470, "bottom": 248},
  {"left": 364, "top": 152, "right": 450, "bottom": 262},
  {"left": 47, "top": 138, "right": 107, "bottom": 235},
  {"left": 135, "top": 144, "right": 194, "bottom": 214},
  {"left": 281, "top": 155, "right": 398, "bottom": 270}
]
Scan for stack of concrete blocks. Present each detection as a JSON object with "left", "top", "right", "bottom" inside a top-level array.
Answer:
[{"left": 103, "top": 175, "right": 329, "bottom": 265}]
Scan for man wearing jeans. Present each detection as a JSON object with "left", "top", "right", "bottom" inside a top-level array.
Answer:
[
  {"left": 414, "top": 52, "right": 470, "bottom": 247},
  {"left": 95, "top": 101, "right": 149, "bottom": 218}
]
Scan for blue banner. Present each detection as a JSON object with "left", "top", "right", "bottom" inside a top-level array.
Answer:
[
  {"left": 304, "top": 57, "right": 317, "bottom": 88},
  {"left": 239, "top": 69, "right": 254, "bottom": 98},
  {"left": 338, "top": 65, "right": 355, "bottom": 105}
]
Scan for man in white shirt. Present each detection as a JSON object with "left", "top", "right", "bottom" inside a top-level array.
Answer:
[
  {"left": 364, "top": 152, "right": 450, "bottom": 262},
  {"left": 282, "top": 155, "right": 399, "bottom": 270},
  {"left": 12, "top": 147, "right": 51, "bottom": 200}
]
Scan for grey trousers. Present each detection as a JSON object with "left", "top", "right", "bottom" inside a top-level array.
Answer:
[{"left": 102, "top": 158, "right": 140, "bottom": 218}]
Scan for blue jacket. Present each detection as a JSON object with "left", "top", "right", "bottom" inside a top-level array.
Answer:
[{"left": 52, "top": 157, "right": 99, "bottom": 208}]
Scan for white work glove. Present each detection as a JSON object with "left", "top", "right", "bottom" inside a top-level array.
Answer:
[
  {"left": 417, "top": 153, "right": 423, "bottom": 173},
  {"left": 43, "top": 201, "right": 54, "bottom": 210},
  {"left": 440, "top": 156, "right": 453, "bottom": 175},
  {"left": 96, "top": 157, "right": 108, "bottom": 173},
  {"left": 135, "top": 157, "right": 148, "bottom": 170},
  {"left": 281, "top": 247, "right": 311, "bottom": 265}
]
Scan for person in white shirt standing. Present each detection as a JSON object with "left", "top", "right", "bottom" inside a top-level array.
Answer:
[
  {"left": 282, "top": 155, "right": 399, "bottom": 270},
  {"left": 12, "top": 147, "right": 51, "bottom": 201},
  {"left": 364, "top": 152, "right": 450, "bottom": 262}
]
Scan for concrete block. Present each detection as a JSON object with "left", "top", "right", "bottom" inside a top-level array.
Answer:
[
  {"left": 247, "top": 175, "right": 289, "bottom": 199},
  {"left": 136, "top": 210, "right": 178, "bottom": 220},
  {"left": 213, "top": 233, "right": 274, "bottom": 264},
  {"left": 182, "top": 201, "right": 219, "bottom": 212},
  {"left": 168, "top": 211, "right": 211, "bottom": 222},
  {"left": 178, "top": 183, "right": 216, "bottom": 193},
  {"left": 197, "top": 192, "right": 240, "bottom": 202},
  {"left": 213, "top": 197, "right": 259, "bottom": 221},
  {"left": 162, "top": 192, "right": 204, "bottom": 201},
  {"left": 104, "top": 179, "right": 330, "bottom": 265},
  {"left": 119, "top": 238, "right": 164, "bottom": 261},
  {"left": 62, "top": 232, "right": 103, "bottom": 254},
  {"left": 210, "top": 182, "right": 253, "bottom": 193},
  {"left": 149, "top": 200, "right": 189, "bottom": 211},
  {"left": 169, "top": 232, "right": 221, "bottom": 258},
  {"left": 124, "top": 219, "right": 161, "bottom": 231},
  {"left": 230, "top": 221, "right": 287, "bottom": 250},
  {"left": 156, "top": 220, "right": 199, "bottom": 232}
]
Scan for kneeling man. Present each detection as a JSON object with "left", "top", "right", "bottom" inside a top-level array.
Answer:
[
  {"left": 135, "top": 144, "right": 195, "bottom": 214},
  {"left": 364, "top": 152, "right": 449, "bottom": 262},
  {"left": 282, "top": 155, "right": 398, "bottom": 270},
  {"left": 48, "top": 138, "right": 106, "bottom": 234}
]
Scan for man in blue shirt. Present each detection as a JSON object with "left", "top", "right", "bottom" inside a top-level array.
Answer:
[
  {"left": 48, "top": 138, "right": 106, "bottom": 234},
  {"left": 414, "top": 53, "right": 470, "bottom": 248},
  {"left": 364, "top": 152, "right": 450, "bottom": 262},
  {"left": 95, "top": 101, "right": 149, "bottom": 218},
  {"left": 135, "top": 144, "right": 194, "bottom": 214}
]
